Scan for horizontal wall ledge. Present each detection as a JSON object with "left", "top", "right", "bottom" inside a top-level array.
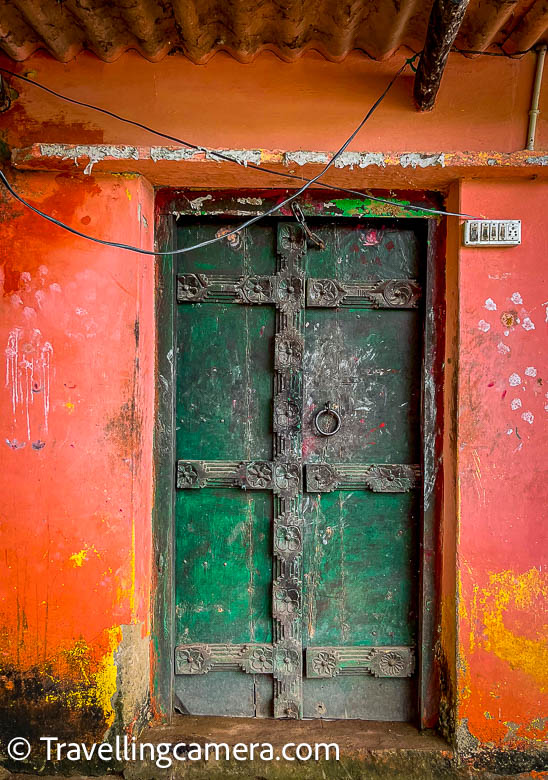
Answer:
[{"left": 10, "top": 144, "right": 548, "bottom": 188}]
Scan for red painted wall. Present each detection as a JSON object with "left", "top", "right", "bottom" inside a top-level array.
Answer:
[
  {"left": 455, "top": 179, "right": 548, "bottom": 750},
  {"left": 0, "top": 172, "right": 155, "bottom": 739},
  {"left": 0, "top": 48, "right": 546, "bottom": 752}
]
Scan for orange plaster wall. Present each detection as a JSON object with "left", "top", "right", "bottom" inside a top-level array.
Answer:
[
  {"left": 0, "top": 48, "right": 545, "bottom": 156},
  {"left": 456, "top": 179, "right": 548, "bottom": 749},
  {"left": 0, "top": 171, "right": 155, "bottom": 737}
]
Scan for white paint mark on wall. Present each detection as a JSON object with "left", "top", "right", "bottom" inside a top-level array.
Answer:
[
  {"left": 484, "top": 298, "right": 497, "bottom": 311},
  {"left": 478, "top": 319, "right": 491, "bottom": 332},
  {"left": 511, "top": 398, "right": 522, "bottom": 410},
  {"left": 525, "top": 366, "right": 537, "bottom": 377},
  {"left": 236, "top": 197, "right": 264, "bottom": 206},
  {"left": 497, "top": 342, "right": 510, "bottom": 355},
  {"left": 522, "top": 317, "right": 535, "bottom": 331},
  {"left": 509, "top": 373, "right": 521, "bottom": 386},
  {"left": 189, "top": 194, "right": 213, "bottom": 210},
  {"left": 521, "top": 411, "right": 534, "bottom": 424},
  {"left": 511, "top": 292, "right": 523, "bottom": 304},
  {"left": 4, "top": 328, "right": 53, "bottom": 441}
]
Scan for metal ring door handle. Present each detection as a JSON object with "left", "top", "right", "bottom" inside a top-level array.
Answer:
[{"left": 314, "top": 402, "right": 341, "bottom": 437}]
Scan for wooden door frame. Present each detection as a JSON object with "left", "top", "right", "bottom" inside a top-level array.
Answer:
[{"left": 153, "top": 188, "right": 446, "bottom": 729}]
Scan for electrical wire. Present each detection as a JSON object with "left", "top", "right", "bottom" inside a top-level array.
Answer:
[
  {"left": 0, "top": 57, "right": 431, "bottom": 256},
  {"left": 0, "top": 61, "right": 477, "bottom": 220}
]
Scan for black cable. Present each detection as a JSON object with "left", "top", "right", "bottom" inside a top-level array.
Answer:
[
  {"left": 452, "top": 47, "right": 534, "bottom": 57},
  {"left": 0, "top": 58, "right": 413, "bottom": 255},
  {"left": 0, "top": 60, "right": 476, "bottom": 220}
]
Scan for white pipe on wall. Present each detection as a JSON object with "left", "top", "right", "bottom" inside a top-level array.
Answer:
[{"left": 526, "top": 44, "right": 547, "bottom": 151}]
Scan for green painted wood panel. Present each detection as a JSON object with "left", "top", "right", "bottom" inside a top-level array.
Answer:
[
  {"left": 302, "top": 222, "right": 420, "bottom": 280},
  {"left": 302, "top": 308, "right": 421, "bottom": 464},
  {"left": 177, "top": 305, "right": 273, "bottom": 460},
  {"left": 175, "top": 489, "right": 272, "bottom": 644},
  {"left": 302, "top": 491, "right": 418, "bottom": 646}
]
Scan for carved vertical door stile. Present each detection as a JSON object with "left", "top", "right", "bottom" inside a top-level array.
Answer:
[{"left": 271, "top": 223, "right": 306, "bottom": 718}]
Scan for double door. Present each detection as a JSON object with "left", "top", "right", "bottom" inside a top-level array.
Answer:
[{"left": 173, "top": 216, "right": 422, "bottom": 720}]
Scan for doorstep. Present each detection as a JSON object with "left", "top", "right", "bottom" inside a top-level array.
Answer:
[{"left": 121, "top": 715, "right": 463, "bottom": 779}]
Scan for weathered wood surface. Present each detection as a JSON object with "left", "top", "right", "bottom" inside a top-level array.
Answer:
[
  {"left": 414, "top": 0, "right": 470, "bottom": 111},
  {"left": 173, "top": 218, "right": 423, "bottom": 719}
]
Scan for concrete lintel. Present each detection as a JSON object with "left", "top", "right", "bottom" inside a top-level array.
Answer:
[{"left": 10, "top": 144, "right": 548, "bottom": 188}]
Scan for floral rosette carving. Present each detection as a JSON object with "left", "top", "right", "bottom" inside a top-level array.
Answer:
[
  {"left": 177, "top": 462, "right": 202, "bottom": 488},
  {"left": 276, "top": 276, "right": 304, "bottom": 308},
  {"left": 175, "top": 646, "right": 211, "bottom": 675},
  {"left": 245, "top": 461, "right": 273, "bottom": 489},
  {"left": 275, "top": 333, "right": 303, "bottom": 369},
  {"left": 376, "top": 651, "right": 406, "bottom": 677},
  {"left": 246, "top": 646, "right": 273, "bottom": 673},
  {"left": 274, "top": 647, "right": 301, "bottom": 676},
  {"left": 307, "top": 278, "right": 345, "bottom": 307},
  {"left": 237, "top": 275, "right": 272, "bottom": 303},
  {"left": 274, "top": 462, "right": 301, "bottom": 493},
  {"left": 273, "top": 586, "right": 300, "bottom": 615},
  {"left": 306, "top": 464, "right": 338, "bottom": 492},
  {"left": 274, "top": 524, "right": 302, "bottom": 554},
  {"left": 311, "top": 650, "right": 339, "bottom": 678},
  {"left": 273, "top": 396, "right": 300, "bottom": 433}
]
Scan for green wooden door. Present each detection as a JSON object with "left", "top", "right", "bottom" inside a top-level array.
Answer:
[{"left": 174, "top": 217, "right": 422, "bottom": 720}]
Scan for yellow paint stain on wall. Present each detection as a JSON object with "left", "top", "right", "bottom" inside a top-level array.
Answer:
[
  {"left": 126, "top": 188, "right": 132, "bottom": 201},
  {"left": 69, "top": 545, "right": 99, "bottom": 567},
  {"left": 42, "top": 629, "right": 122, "bottom": 729},
  {"left": 479, "top": 568, "right": 548, "bottom": 692},
  {"left": 94, "top": 626, "right": 122, "bottom": 727},
  {"left": 65, "top": 401, "right": 75, "bottom": 413}
]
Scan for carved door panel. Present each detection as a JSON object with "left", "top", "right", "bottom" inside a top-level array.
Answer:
[{"left": 174, "top": 217, "right": 422, "bottom": 720}]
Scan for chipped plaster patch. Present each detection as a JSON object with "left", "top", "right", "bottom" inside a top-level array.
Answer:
[
  {"left": 334, "top": 152, "right": 386, "bottom": 169},
  {"left": 525, "top": 366, "right": 537, "bottom": 377},
  {"left": 521, "top": 411, "right": 534, "bottom": 424},
  {"left": 150, "top": 147, "right": 262, "bottom": 166},
  {"left": 236, "top": 197, "right": 263, "bottom": 205},
  {"left": 399, "top": 152, "right": 445, "bottom": 169},
  {"left": 510, "top": 292, "right": 523, "bottom": 305},
  {"left": 510, "top": 398, "right": 522, "bottom": 410},
  {"left": 284, "top": 151, "right": 330, "bottom": 166},
  {"left": 522, "top": 317, "right": 535, "bottom": 331},
  {"left": 40, "top": 144, "right": 139, "bottom": 175},
  {"left": 484, "top": 298, "right": 497, "bottom": 311},
  {"left": 497, "top": 342, "right": 510, "bottom": 355},
  {"left": 478, "top": 320, "right": 491, "bottom": 332},
  {"left": 526, "top": 155, "right": 548, "bottom": 165},
  {"left": 509, "top": 373, "right": 521, "bottom": 386}
]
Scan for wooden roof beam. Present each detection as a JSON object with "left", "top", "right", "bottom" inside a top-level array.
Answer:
[{"left": 414, "top": 0, "right": 470, "bottom": 112}]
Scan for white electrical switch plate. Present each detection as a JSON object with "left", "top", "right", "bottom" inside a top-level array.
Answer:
[{"left": 463, "top": 220, "right": 521, "bottom": 246}]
